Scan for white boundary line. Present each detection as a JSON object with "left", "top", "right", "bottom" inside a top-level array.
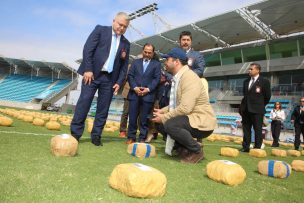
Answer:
[{"left": 0, "top": 130, "right": 54, "bottom": 136}]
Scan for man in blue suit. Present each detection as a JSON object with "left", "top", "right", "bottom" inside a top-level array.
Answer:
[
  {"left": 71, "top": 12, "right": 130, "bottom": 146},
  {"left": 126, "top": 43, "right": 161, "bottom": 144}
]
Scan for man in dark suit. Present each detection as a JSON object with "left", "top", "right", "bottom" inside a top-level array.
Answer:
[
  {"left": 239, "top": 63, "right": 271, "bottom": 152},
  {"left": 71, "top": 12, "right": 130, "bottom": 146},
  {"left": 179, "top": 31, "right": 205, "bottom": 77},
  {"left": 291, "top": 97, "right": 304, "bottom": 150},
  {"left": 126, "top": 43, "right": 161, "bottom": 144}
]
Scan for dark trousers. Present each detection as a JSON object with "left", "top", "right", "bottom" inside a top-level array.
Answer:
[
  {"left": 127, "top": 98, "right": 153, "bottom": 142},
  {"left": 271, "top": 120, "right": 281, "bottom": 145},
  {"left": 294, "top": 124, "right": 304, "bottom": 150},
  {"left": 242, "top": 110, "right": 263, "bottom": 149},
  {"left": 71, "top": 73, "right": 113, "bottom": 140},
  {"left": 119, "top": 98, "right": 129, "bottom": 132},
  {"left": 157, "top": 116, "right": 213, "bottom": 153}
]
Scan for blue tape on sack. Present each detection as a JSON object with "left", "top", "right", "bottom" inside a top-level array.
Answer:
[
  {"left": 132, "top": 143, "right": 137, "bottom": 156},
  {"left": 145, "top": 144, "right": 151, "bottom": 158},
  {"left": 268, "top": 160, "right": 275, "bottom": 177},
  {"left": 282, "top": 162, "right": 290, "bottom": 178}
]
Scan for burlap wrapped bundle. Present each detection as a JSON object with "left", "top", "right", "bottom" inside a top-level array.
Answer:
[
  {"left": 287, "top": 150, "right": 301, "bottom": 157},
  {"left": 109, "top": 163, "right": 167, "bottom": 198},
  {"left": 32, "top": 118, "right": 45, "bottom": 126},
  {"left": 22, "top": 115, "right": 33, "bottom": 123},
  {"left": 50, "top": 134, "right": 78, "bottom": 157},
  {"left": 61, "top": 119, "right": 71, "bottom": 126},
  {"left": 220, "top": 147, "right": 239, "bottom": 157},
  {"left": 206, "top": 160, "right": 246, "bottom": 186},
  {"left": 302, "top": 150, "right": 304, "bottom": 156},
  {"left": 271, "top": 149, "right": 287, "bottom": 157},
  {"left": 249, "top": 149, "right": 267, "bottom": 158},
  {"left": 258, "top": 160, "right": 291, "bottom": 178},
  {"left": 234, "top": 139, "right": 242, "bottom": 145},
  {"left": 103, "top": 127, "right": 116, "bottom": 132},
  {"left": 207, "top": 136, "right": 216, "bottom": 142},
  {"left": 45, "top": 121, "right": 61, "bottom": 130},
  {"left": 87, "top": 121, "right": 93, "bottom": 133},
  {"left": 291, "top": 160, "right": 304, "bottom": 172},
  {"left": 127, "top": 143, "right": 156, "bottom": 158},
  {"left": 263, "top": 140, "right": 272, "bottom": 146},
  {"left": 0, "top": 116, "right": 13, "bottom": 126},
  {"left": 221, "top": 137, "right": 231, "bottom": 142}
]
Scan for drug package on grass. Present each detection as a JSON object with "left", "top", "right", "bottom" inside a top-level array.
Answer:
[
  {"left": 206, "top": 160, "right": 246, "bottom": 186},
  {"left": 258, "top": 160, "right": 291, "bottom": 178},
  {"left": 45, "top": 121, "right": 61, "bottom": 130},
  {"left": 220, "top": 147, "right": 239, "bottom": 157},
  {"left": 249, "top": 149, "right": 267, "bottom": 158},
  {"left": 0, "top": 116, "right": 13, "bottom": 126},
  {"left": 127, "top": 143, "right": 156, "bottom": 158},
  {"left": 109, "top": 163, "right": 167, "bottom": 198},
  {"left": 50, "top": 134, "right": 78, "bottom": 157},
  {"left": 291, "top": 160, "right": 304, "bottom": 172},
  {"left": 271, "top": 149, "right": 287, "bottom": 157},
  {"left": 287, "top": 150, "right": 301, "bottom": 157}
]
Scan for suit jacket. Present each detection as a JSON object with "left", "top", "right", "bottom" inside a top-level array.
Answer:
[
  {"left": 78, "top": 25, "right": 130, "bottom": 87},
  {"left": 240, "top": 75, "right": 271, "bottom": 115},
  {"left": 127, "top": 58, "right": 161, "bottom": 103},
  {"left": 291, "top": 105, "right": 304, "bottom": 127},
  {"left": 161, "top": 66, "right": 217, "bottom": 131},
  {"left": 186, "top": 49, "right": 205, "bottom": 78}
]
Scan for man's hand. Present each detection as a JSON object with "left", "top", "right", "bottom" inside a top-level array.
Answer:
[
  {"left": 140, "top": 87, "right": 150, "bottom": 96},
  {"left": 134, "top": 87, "right": 143, "bottom": 96},
  {"left": 291, "top": 120, "right": 294, "bottom": 123},
  {"left": 151, "top": 108, "right": 164, "bottom": 123},
  {"left": 83, "top": 72, "right": 94, "bottom": 85},
  {"left": 113, "top": 84, "right": 120, "bottom": 95}
]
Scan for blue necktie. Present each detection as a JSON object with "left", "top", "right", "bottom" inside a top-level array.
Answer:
[
  {"left": 143, "top": 59, "right": 149, "bottom": 73},
  {"left": 107, "top": 34, "right": 118, "bottom": 73}
]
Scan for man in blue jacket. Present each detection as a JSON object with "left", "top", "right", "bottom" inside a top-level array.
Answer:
[
  {"left": 126, "top": 43, "right": 161, "bottom": 144},
  {"left": 71, "top": 12, "right": 130, "bottom": 146},
  {"left": 291, "top": 97, "right": 304, "bottom": 150}
]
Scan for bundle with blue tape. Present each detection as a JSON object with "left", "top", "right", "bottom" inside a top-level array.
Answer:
[
  {"left": 258, "top": 160, "right": 291, "bottom": 178},
  {"left": 127, "top": 143, "right": 156, "bottom": 158}
]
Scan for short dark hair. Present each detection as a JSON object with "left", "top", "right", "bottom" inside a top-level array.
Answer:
[
  {"left": 179, "top": 31, "right": 192, "bottom": 40},
  {"left": 143, "top": 43, "right": 155, "bottom": 52},
  {"left": 250, "top": 63, "right": 261, "bottom": 72}
]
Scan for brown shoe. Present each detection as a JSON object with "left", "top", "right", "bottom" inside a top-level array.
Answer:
[
  {"left": 181, "top": 150, "right": 204, "bottom": 164},
  {"left": 119, "top": 131, "right": 127, "bottom": 138},
  {"left": 125, "top": 139, "right": 135, "bottom": 145},
  {"left": 176, "top": 147, "right": 190, "bottom": 159},
  {"left": 145, "top": 133, "right": 154, "bottom": 143}
]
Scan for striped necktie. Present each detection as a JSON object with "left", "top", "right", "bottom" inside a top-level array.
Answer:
[
  {"left": 169, "top": 78, "right": 176, "bottom": 111},
  {"left": 107, "top": 34, "right": 118, "bottom": 73}
]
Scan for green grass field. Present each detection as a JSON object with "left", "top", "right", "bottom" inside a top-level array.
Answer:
[{"left": 1, "top": 115, "right": 304, "bottom": 203}]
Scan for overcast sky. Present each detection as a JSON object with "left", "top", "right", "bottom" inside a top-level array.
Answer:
[{"left": 0, "top": 0, "right": 261, "bottom": 69}]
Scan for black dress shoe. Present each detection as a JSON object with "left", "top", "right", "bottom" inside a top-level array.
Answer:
[
  {"left": 240, "top": 148, "right": 250, "bottom": 152},
  {"left": 91, "top": 138, "right": 102, "bottom": 146}
]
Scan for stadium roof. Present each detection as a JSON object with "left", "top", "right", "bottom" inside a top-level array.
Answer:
[
  {"left": 0, "top": 56, "right": 76, "bottom": 73},
  {"left": 130, "top": 0, "right": 304, "bottom": 57}
]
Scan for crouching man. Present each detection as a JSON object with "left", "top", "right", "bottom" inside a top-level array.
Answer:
[{"left": 151, "top": 48, "right": 217, "bottom": 164}]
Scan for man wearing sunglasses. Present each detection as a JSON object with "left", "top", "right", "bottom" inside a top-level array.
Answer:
[{"left": 291, "top": 97, "right": 304, "bottom": 150}]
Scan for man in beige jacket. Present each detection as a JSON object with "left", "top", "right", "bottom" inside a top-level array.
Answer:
[{"left": 152, "top": 48, "right": 217, "bottom": 164}]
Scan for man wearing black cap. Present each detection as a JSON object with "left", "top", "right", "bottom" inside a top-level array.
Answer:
[{"left": 152, "top": 48, "right": 217, "bottom": 164}]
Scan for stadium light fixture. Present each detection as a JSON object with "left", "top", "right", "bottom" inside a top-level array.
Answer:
[{"left": 128, "top": 3, "right": 158, "bottom": 21}]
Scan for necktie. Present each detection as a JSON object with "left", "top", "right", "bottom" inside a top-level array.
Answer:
[
  {"left": 107, "top": 34, "right": 118, "bottom": 73},
  {"left": 169, "top": 78, "right": 176, "bottom": 111},
  {"left": 248, "top": 77, "right": 255, "bottom": 90},
  {"left": 166, "top": 77, "right": 177, "bottom": 156},
  {"left": 143, "top": 59, "right": 148, "bottom": 73}
]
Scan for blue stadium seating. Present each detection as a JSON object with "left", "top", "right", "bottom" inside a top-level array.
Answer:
[{"left": 0, "top": 74, "right": 71, "bottom": 102}]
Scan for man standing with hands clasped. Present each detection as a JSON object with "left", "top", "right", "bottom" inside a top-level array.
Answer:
[
  {"left": 290, "top": 97, "right": 304, "bottom": 150},
  {"left": 71, "top": 12, "right": 130, "bottom": 146},
  {"left": 239, "top": 63, "right": 271, "bottom": 152},
  {"left": 152, "top": 48, "right": 216, "bottom": 164}
]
